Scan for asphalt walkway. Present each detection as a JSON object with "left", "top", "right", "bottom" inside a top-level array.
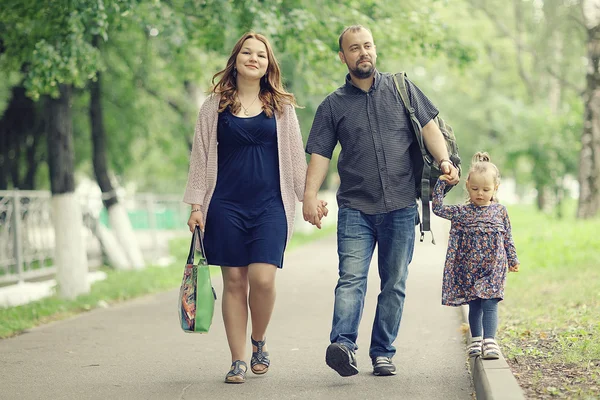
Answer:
[{"left": 0, "top": 218, "right": 473, "bottom": 400}]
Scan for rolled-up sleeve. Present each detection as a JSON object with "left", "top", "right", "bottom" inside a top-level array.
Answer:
[
  {"left": 406, "top": 77, "right": 439, "bottom": 128},
  {"left": 305, "top": 98, "right": 337, "bottom": 159}
]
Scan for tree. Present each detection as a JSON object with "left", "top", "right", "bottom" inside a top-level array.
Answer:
[
  {"left": 89, "top": 34, "right": 144, "bottom": 269},
  {"left": 460, "top": 0, "right": 583, "bottom": 214},
  {"left": 0, "top": 84, "right": 44, "bottom": 190},
  {"left": 578, "top": 0, "right": 600, "bottom": 218},
  {"left": 2, "top": 0, "right": 477, "bottom": 223},
  {"left": 45, "top": 84, "right": 90, "bottom": 298},
  {"left": 0, "top": 0, "right": 135, "bottom": 298}
]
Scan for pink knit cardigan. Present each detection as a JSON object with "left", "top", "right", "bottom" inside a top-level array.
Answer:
[{"left": 183, "top": 94, "right": 307, "bottom": 245}]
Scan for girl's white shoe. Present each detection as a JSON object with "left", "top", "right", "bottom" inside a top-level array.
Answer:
[
  {"left": 467, "top": 336, "right": 483, "bottom": 357},
  {"left": 482, "top": 338, "right": 501, "bottom": 359}
]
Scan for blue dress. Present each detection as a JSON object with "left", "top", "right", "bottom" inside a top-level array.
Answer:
[{"left": 204, "top": 110, "right": 287, "bottom": 268}]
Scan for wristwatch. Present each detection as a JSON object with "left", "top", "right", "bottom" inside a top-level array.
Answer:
[{"left": 439, "top": 159, "right": 455, "bottom": 168}]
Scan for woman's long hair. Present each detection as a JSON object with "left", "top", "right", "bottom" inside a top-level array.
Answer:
[{"left": 211, "top": 32, "right": 297, "bottom": 117}]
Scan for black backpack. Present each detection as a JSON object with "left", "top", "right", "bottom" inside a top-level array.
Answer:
[{"left": 393, "top": 72, "right": 462, "bottom": 243}]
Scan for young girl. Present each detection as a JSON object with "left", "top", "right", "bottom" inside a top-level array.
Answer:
[{"left": 432, "top": 152, "right": 520, "bottom": 360}]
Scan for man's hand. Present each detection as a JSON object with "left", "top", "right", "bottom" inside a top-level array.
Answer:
[{"left": 440, "top": 160, "right": 460, "bottom": 185}]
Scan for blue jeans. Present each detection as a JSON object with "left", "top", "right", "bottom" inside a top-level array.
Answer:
[
  {"left": 468, "top": 298, "right": 500, "bottom": 339},
  {"left": 330, "top": 204, "right": 418, "bottom": 359}
]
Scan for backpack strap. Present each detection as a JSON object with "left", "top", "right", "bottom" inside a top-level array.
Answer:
[{"left": 393, "top": 72, "right": 435, "bottom": 244}]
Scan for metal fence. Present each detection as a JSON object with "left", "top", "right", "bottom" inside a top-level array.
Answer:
[{"left": 0, "top": 190, "right": 189, "bottom": 285}]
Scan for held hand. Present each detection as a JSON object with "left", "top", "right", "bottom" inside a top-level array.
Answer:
[
  {"left": 303, "top": 195, "right": 323, "bottom": 229},
  {"left": 187, "top": 210, "right": 205, "bottom": 233},
  {"left": 317, "top": 199, "right": 329, "bottom": 219},
  {"left": 440, "top": 161, "right": 460, "bottom": 185},
  {"left": 509, "top": 264, "right": 520, "bottom": 272}
]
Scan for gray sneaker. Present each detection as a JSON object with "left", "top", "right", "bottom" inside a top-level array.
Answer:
[
  {"left": 325, "top": 343, "right": 359, "bottom": 377},
  {"left": 372, "top": 356, "right": 396, "bottom": 376}
]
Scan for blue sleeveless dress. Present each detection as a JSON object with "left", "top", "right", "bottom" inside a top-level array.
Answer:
[{"left": 204, "top": 110, "right": 287, "bottom": 268}]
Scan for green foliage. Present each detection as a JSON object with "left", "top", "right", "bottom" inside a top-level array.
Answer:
[
  {"left": 97, "top": 0, "right": 475, "bottom": 192},
  {"left": 0, "top": 0, "right": 136, "bottom": 99},
  {"left": 393, "top": 0, "right": 586, "bottom": 209},
  {"left": 2, "top": 0, "right": 581, "bottom": 200}
]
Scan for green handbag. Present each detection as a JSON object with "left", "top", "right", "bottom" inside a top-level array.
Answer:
[{"left": 178, "top": 226, "right": 216, "bottom": 333}]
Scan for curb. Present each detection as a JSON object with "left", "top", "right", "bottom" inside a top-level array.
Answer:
[{"left": 460, "top": 305, "right": 526, "bottom": 400}]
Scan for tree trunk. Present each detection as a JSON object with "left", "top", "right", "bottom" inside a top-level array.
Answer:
[
  {"left": 578, "top": 2, "right": 600, "bottom": 218},
  {"left": 46, "top": 84, "right": 90, "bottom": 299},
  {"left": 0, "top": 85, "right": 42, "bottom": 190},
  {"left": 89, "top": 60, "right": 118, "bottom": 209},
  {"left": 89, "top": 40, "right": 145, "bottom": 269},
  {"left": 47, "top": 86, "right": 76, "bottom": 195},
  {"left": 23, "top": 128, "right": 43, "bottom": 190},
  {"left": 9, "top": 144, "right": 21, "bottom": 188},
  {"left": 536, "top": 182, "right": 546, "bottom": 211}
]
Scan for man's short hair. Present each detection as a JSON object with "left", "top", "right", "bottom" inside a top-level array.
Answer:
[{"left": 338, "top": 25, "right": 373, "bottom": 52}]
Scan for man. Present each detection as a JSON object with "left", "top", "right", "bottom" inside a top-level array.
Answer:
[{"left": 303, "top": 25, "right": 460, "bottom": 377}]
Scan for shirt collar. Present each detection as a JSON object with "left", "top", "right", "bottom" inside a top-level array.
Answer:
[{"left": 345, "top": 69, "right": 381, "bottom": 93}]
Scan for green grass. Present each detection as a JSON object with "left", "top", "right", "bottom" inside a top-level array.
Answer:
[
  {"left": 0, "top": 224, "right": 335, "bottom": 339},
  {"left": 0, "top": 263, "right": 184, "bottom": 339},
  {"left": 499, "top": 202, "right": 600, "bottom": 398}
]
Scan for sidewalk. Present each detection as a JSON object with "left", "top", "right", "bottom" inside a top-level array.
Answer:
[{"left": 0, "top": 219, "right": 474, "bottom": 400}]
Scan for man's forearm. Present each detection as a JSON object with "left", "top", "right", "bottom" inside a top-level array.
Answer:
[
  {"left": 304, "top": 153, "right": 330, "bottom": 198},
  {"left": 421, "top": 120, "right": 450, "bottom": 164}
]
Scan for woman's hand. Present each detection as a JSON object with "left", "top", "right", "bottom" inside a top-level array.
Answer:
[
  {"left": 317, "top": 199, "right": 329, "bottom": 219},
  {"left": 187, "top": 209, "right": 204, "bottom": 233}
]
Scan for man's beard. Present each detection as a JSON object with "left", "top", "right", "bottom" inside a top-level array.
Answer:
[{"left": 349, "top": 58, "right": 375, "bottom": 79}]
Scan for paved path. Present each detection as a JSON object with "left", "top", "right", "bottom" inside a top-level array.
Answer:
[{"left": 0, "top": 218, "right": 473, "bottom": 400}]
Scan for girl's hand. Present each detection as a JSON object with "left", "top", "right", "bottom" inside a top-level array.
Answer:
[{"left": 509, "top": 264, "right": 520, "bottom": 272}]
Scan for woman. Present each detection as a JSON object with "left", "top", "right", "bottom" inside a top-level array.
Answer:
[{"left": 184, "top": 32, "right": 327, "bottom": 384}]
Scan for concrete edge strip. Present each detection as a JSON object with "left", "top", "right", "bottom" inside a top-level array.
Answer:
[{"left": 460, "top": 305, "right": 526, "bottom": 400}]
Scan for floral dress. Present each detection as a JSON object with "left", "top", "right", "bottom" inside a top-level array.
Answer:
[{"left": 432, "top": 179, "right": 519, "bottom": 306}]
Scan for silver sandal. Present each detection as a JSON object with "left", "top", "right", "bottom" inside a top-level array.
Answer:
[
  {"left": 467, "top": 336, "right": 483, "bottom": 357},
  {"left": 482, "top": 338, "right": 501, "bottom": 360}
]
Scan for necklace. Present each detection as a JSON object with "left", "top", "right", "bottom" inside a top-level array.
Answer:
[{"left": 238, "top": 94, "right": 259, "bottom": 116}]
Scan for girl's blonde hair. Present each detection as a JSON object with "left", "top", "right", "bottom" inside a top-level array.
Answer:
[
  {"left": 211, "top": 32, "right": 297, "bottom": 118},
  {"left": 467, "top": 151, "right": 501, "bottom": 202}
]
